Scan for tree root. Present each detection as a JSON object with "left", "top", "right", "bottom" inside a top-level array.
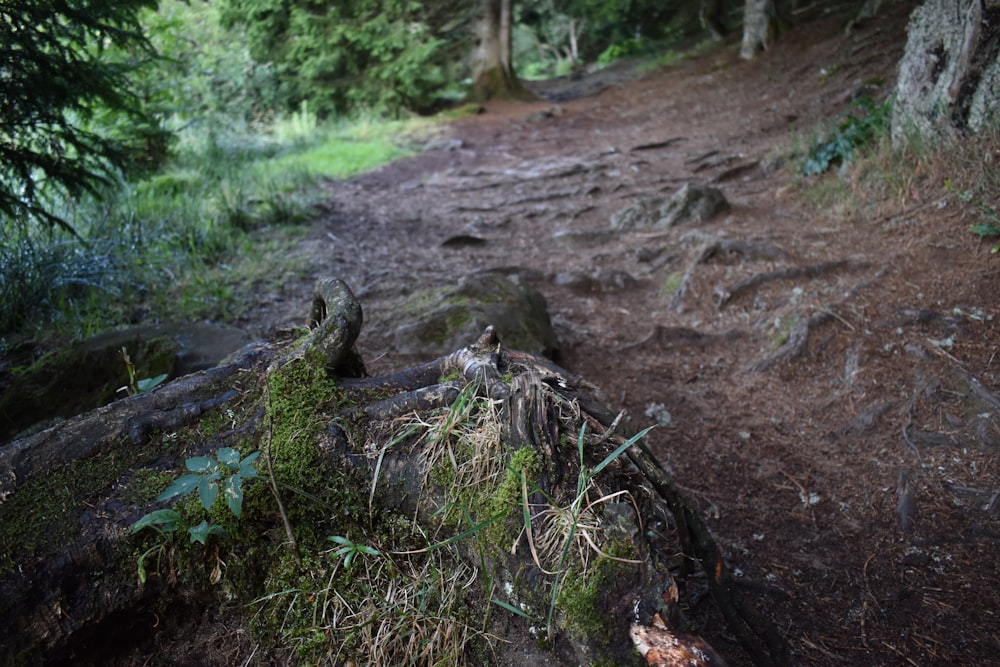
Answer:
[
  {"left": 749, "top": 311, "right": 832, "bottom": 374},
  {"left": 716, "top": 259, "right": 861, "bottom": 309},
  {"left": 0, "top": 341, "right": 273, "bottom": 502},
  {"left": 274, "top": 277, "right": 366, "bottom": 377},
  {"left": 669, "top": 238, "right": 790, "bottom": 312}
]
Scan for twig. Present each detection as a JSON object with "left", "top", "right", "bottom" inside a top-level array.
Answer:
[{"left": 263, "top": 383, "right": 300, "bottom": 566}]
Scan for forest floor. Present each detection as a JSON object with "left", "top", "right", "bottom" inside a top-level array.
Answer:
[{"left": 223, "top": 3, "right": 998, "bottom": 666}]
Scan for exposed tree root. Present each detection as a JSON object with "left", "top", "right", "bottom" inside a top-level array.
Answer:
[
  {"left": 749, "top": 311, "right": 832, "bottom": 374},
  {"left": 0, "top": 341, "right": 273, "bottom": 502},
  {"left": 618, "top": 325, "right": 745, "bottom": 352},
  {"left": 1, "top": 278, "right": 790, "bottom": 666},
  {"left": 669, "top": 238, "right": 790, "bottom": 312},
  {"left": 716, "top": 259, "right": 862, "bottom": 309}
]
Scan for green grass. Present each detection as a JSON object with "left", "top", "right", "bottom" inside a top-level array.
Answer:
[{"left": 0, "top": 111, "right": 426, "bottom": 344}]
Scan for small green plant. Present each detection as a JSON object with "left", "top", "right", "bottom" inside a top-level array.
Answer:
[
  {"left": 157, "top": 447, "right": 260, "bottom": 517},
  {"left": 803, "top": 97, "right": 891, "bottom": 175},
  {"left": 328, "top": 535, "right": 381, "bottom": 570},
  {"left": 131, "top": 447, "right": 259, "bottom": 582},
  {"left": 494, "top": 422, "right": 653, "bottom": 640},
  {"left": 118, "top": 346, "right": 169, "bottom": 396},
  {"left": 947, "top": 179, "right": 1000, "bottom": 252}
]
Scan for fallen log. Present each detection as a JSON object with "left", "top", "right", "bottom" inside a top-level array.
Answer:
[{"left": 0, "top": 278, "right": 787, "bottom": 666}]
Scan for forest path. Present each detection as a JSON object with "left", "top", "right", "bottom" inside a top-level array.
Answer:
[{"left": 245, "top": 5, "right": 1000, "bottom": 665}]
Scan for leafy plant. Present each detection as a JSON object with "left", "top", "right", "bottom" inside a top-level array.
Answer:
[
  {"left": 131, "top": 447, "right": 258, "bottom": 582},
  {"left": 130, "top": 508, "right": 182, "bottom": 584},
  {"left": 803, "top": 97, "right": 891, "bottom": 176},
  {"left": 158, "top": 447, "right": 260, "bottom": 517},
  {"left": 118, "top": 346, "right": 169, "bottom": 396},
  {"left": 947, "top": 179, "right": 1000, "bottom": 253}
]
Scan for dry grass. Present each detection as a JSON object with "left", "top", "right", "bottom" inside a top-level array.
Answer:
[{"left": 313, "top": 548, "right": 485, "bottom": 666}]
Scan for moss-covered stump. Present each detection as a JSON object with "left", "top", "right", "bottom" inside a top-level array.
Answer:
[{"left": 0, "top": 277, "right": 785, "bottom": 666}]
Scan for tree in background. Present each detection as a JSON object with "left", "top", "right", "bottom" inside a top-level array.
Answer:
[
  {"left": 0, "top": 0, "right": 167, "bottom": 234},
  {"left": 221, "top": 0, "right": 476, "bottom": 118},
  {"left": 740, "top": 0, "right": 780, "bottom": 59},
  {"left": 469, "top": 0, "right": 534, "bottom": 101}
]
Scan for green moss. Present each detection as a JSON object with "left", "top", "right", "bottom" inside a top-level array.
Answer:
[
  {"left": 555, "top": 541, "right": 638, "bottom": 649},
  {"left": 0, "top": 430, "right": 193, "bottom": 575},
  {"left": 659, "top": 273, "right": 682, "bottom": 297},
  {"left": 493, "top": 447, "right": 542, "bottom": 512}
]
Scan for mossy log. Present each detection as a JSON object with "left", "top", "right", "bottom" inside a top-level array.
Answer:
[{"left": 0, "top": 278, "right": 786, "bottom": 666}]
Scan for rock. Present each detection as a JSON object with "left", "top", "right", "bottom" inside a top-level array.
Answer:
[
  {"left": 423, "top": 137, "right": 464, "bottom": 151},
  {"left": 610, "top": 183, "right": 729, "bottom": 231},
  {"left": 393, "top": 273, "right": 559, "bottom": 358},
  {"left": 891, "top": 0, "right": 1000, "bottom": 144}
]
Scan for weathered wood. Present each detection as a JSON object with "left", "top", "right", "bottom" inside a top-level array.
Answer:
[{"left": 0, "top": 341, "right": 273, "bottom": 503}]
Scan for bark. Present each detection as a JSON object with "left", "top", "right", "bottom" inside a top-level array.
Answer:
[
  {"left": 891, "top": 0, "right": 1000, "bottom": 144},
  {"left": 469, "top": 0, "right": 534, "bottom": 102},
  {"left": 740, "top": 0, "right": 779, "bottom": 60}
]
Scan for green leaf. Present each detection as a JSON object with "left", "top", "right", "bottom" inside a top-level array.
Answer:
[
  {"left": 188, "top": 520, "right": 227, "bottom": 545},
  {"left": 591, "top": 425, "right": 655, "bottom": 476},
  {"left": 198, "top": 474, "right": 220, "bottom": 510},
  {"left": 240, "top": 451, "right": 260, "bottom": 479},
  {"left": 224, "top": 473, "right": 244, "bottom": 517},
  {"left": 185, "top": 456, "right": 217, "bottom": 473},
  {"left": 136, "top": 373, "right": 168, "bottom": 393},
  {"left": 157, "top": 473, "right": 201, "bottom": 502},
  {"left": 969, "top": 222, "right": 1000, "bottom": 238},
  {"left": 491, "top": 598, "right": 536, "bottom": 621},
  {"left": 131, "top": 508, "right": 182, "bottom": 533},
  {"left": 216, "top": 447, "right": 240, "bottom": 469}
]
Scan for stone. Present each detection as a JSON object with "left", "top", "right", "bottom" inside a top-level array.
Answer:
[
  {"left": 0, "top": 322, "right": 253, "bottom": 443},
  {"left": 393, "top": 273, "right": 559, "bottom": 358}
]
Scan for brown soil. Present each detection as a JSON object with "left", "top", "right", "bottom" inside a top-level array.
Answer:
[{"left": 185, "top": 4, "right": 1000, "bottom": 665}]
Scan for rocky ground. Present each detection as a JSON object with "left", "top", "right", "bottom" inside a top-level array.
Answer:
[{"left": 229, "top": 3, "right": 1000, "bottom": 665}]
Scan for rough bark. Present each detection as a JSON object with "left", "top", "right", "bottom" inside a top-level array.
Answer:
[{"left": 891, "top": 0, "right": 1000, "bottom": 144}]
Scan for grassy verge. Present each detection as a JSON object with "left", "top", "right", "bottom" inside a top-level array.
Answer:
[{"left": 0, "top": 112, "right": 430, "bottom": 346}]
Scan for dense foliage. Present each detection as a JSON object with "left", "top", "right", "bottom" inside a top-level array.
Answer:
[
  {"left": 0, "top": 0, "right": 167, "bottom": 233},
  {"left": 220, "top": 0, "right": 477, "bottom": 117}
]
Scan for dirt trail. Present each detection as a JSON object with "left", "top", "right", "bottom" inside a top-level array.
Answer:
[{"left": 252, "top": 5, "right": 1000, "bottom": 665}]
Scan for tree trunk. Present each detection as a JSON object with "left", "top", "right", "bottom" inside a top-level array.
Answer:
[
  {"left": 740, "top": 0, "right": 779, "bottom": 60},
  {"left": 700, "top": 0, "right": 728, "bottom": 41},
  {"left": 469, "top": 0, "right": 534, "bottom": 102},
  {"left": 0, "top": 278, "right": 786, "bottom": 666},
  {"left": 891, "top": 0, "right": 1000, "bottom": 145}
]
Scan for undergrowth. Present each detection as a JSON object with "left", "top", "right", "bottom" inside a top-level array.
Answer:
[
  {"left": 802, "top": 97, "right": 891, "bottom": 176},
  {"left": 0, "top": 111, "right": 425, "bottom": 344}
]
